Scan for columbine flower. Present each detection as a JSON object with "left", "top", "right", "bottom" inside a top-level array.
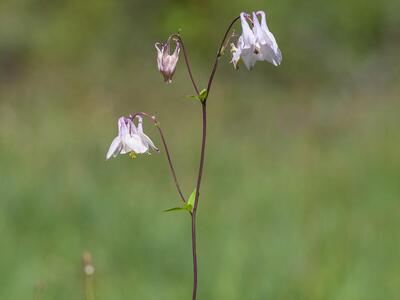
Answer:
[
  {"left": 252, "top": 11, "right": 282, "bottom": 66},
  {"left": 155, "top": 38, "right": 180, "bottom": 83},
  {"left": 231, "top": 11, "right": 282, "bottom": 70},
  {"left": 106, "top": 116, "right": 158, "bottom": 160},
  {"left": 231, "top": 12, "right": 257, "bottom": 70}
]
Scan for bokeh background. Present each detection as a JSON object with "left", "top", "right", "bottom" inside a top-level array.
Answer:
[{"left": 0, "top": 0, "right": 399, "bottom": 299}]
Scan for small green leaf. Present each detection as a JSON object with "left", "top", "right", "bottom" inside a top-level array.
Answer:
[
  {"left": 198, "top": 89, "right": 208, "bottom": 102},
  {"left": 185, "top": 188, "right": 197, "bottom": 212},
  {"left": 164, "top": 207, "right": 187, "bottom": 212},
  {"left": 186, "top": 94, "right": 200, "bottom": 101},
  {"left": 164, "top": 189, "right": 197, "bottom": 213},
  {"left": 186, "top": 89, "right": 208, "bottom": 103},
  {"left": 183, "top": 203, "right": 193, "bottom": 212}
]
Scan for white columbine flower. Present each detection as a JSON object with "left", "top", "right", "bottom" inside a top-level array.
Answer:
[
  {"left": 155, "top": 38, "right": 180, "bottom": 83},
  {"left": 252, "top": 11, "right": 282, "bottom": 66},
  {"left": 106, "top": 116, "right": 158, "bottom": 160},
  {"left": 231, "top": 11, "right": 282, "bottom": 70}
]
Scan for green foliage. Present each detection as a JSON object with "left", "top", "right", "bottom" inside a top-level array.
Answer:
[
  {"left": 186, "top": 89, "right": 207, "bottom": 103},
  {"left": 198, "top": 89, "right": 208, "bottom": 102},
  {"left": 186, "top": 94, "right": 200, "bottom": 101},
  {"left": 164, "top": 189, "right": 196, "bottom": 213},
  {"left": 187, "top": 188, "right": 196, "bottom": 209},
  {"left": 164, "top": 206, "right": 187, "bottom": 212}
]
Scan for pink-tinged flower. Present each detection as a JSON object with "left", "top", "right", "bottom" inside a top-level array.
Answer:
[
  {"left": 231, "top": 11, "right": 282, "bottom": 70},
  {"left": 155, "top": 38, "right": 180, "bottom": 83},
  {"left": 106, "top": 116, "right": 158, "bottom": 160}
]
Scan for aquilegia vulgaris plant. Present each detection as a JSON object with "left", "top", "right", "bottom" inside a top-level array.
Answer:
[{"left": 106, "top": 10, "right": 281, "bottom": 300}]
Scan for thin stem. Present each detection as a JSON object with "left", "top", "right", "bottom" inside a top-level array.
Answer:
[
  {"left": 171, "top": 34, "right": 200, "bottom": 95},
  {"left": 156, "top": 125, "right": 186, "bottom": 203},
  {"left": 82, "top": 252, "right": 95, "bottom": 300},
  {"left": 191, "top": 213, "right": 198, "bottom": 300},
  {"left": 204, "top": 16, "right": 240, "bottom": 103},
  {"left": 193, "top": 103, "right": 207, "bottom": 212},
  {"left": 191, "top": 102, "right": 206, "bottom": 300},
  {"left": 132, "top": 112, "right": 186, "bottom": 203},
  {"left": 84, "top": 275, "right": 95, "bottom": 300},
  {"left": 189, "top": 16, "right": 240, "bottom": 300}
]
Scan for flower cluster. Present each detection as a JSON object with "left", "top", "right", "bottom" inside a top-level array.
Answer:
[
  {"left": 106, "top": 10, "right": 283, "bottom": 300},
  {"left": 231, "top": 11, "right": 282, "bottom": 70},
  {"left": 106, "top": 116, "right": 158, "bottom": 160}
]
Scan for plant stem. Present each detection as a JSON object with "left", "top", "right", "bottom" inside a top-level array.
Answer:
[
  {"left": 191, "top": 102, "right": 207, "bottom": 300},
  {"left": 190, "top": 16, "right": 240, "bottom": 300},
  {"left": 132, "top": 112, "right": 186, "bottom": 203},
  {"left": 84, "top": 274, "right": 95, "bottom": 300},
  {"left": 191, "top": 213, "right": 198, "bottom": 300},
  {"left": 204, "top": 16, "right": 240, "bottom": 103},
  {"left": 171, "top": 34, "right": 200, "bottom": 95},
  {"left": 156, "top": 125, "right": 186, "bottom": 203},
  {"left": 82, "top": 252, "right": 95, "bottom": 300},
  {"left": 193, "top": 102, "right": 207, "bottom": 212}
]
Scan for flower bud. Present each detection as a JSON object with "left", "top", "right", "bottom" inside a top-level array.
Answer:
[{"left": 155, "top": 38, "right": 180, "bottom": 83}]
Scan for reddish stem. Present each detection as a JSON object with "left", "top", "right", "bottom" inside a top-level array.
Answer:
[{"left": 131, "top": 112, "right": 186, "bottom": 203}]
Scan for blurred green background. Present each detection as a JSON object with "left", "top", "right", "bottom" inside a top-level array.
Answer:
[{"left": 0, "top": 0, "right": 399, "bottom": 299}]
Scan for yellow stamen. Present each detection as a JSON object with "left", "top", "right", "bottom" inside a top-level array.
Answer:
[{"left": 129, "top": 152, "right": 137, "bottom": 159}]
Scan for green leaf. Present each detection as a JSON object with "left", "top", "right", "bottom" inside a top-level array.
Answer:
[
  {"left": 186, "top": 89, "right": 208, "bottom": 103},
  {"left": 198, "top": 89, "right": 208, "bottom": 102},
  {"left": 164, "top": 189, "right": 197, "bottom": 213},
  {"left": 164, "top": 207, "right": 186, "bottom": 213},
  {"left": 186, "top": 94, "right": 200, "bottom": 101},
  {"left": 183, "top": 203, "right": 193, "bottom": 212},
  {"left": 186, "top": 189, "right": 196, "bottom": 212}
]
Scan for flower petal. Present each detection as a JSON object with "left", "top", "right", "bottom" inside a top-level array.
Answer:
[
  {"left": 241, "top": 47, "right": 258, "bottom": 70},
  {"left": 136, "top": 116, "right": 158, "bottom": 151},
  {"left": 252, "top": 12, "right": 264, "bottom": 43},
  {"left": 257, "top": 11, "right": 282, "bottom": 65},
  {"left": 118, "top": 117, "right": 129, "bottom": 138},
  {"left": 128, "top": 118, "right": 138, "bottom": 135},
  {"left": 141, "top": 132, "right": 159, "bottom": 151},
  {"left": 106, "top": 136, "right": 122, "bottom": 160},
  {"left": 155, "top": 43, "right": 164, "bottom": 70},
  {"left": 240, "top": 12, "right": 255, "bottom": 47},
  {"left": 260, "top": 44, "right": 281, "bottom": 66},
  {"left": 125, "top": 134, "right": 149, "bottom": 154}
]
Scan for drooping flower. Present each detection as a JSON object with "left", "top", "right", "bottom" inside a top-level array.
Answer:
[
  {"left": 231, "top": 11, "right": 282, "bottom": 70},
  {"left": 106, "top": 116, "right": 158, "bottom": 160},
  {"left": 252, "top": 11, "right": 282, "bottom": 66},
  {"left": 155, "top": 38, "right": 180, "bottom": 83},
  {"left": 231, "top": 13, "right": 258, "bottom": 70}
]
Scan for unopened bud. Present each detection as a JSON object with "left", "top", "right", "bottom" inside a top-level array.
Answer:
[{"left": 155, "top": 38, "right": 180, "bottom": 83}]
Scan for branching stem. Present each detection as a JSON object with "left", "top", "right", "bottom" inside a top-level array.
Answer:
[
  {"left": 141, "top": 16, "right": 240, "bottom": 299},
  {"left": 190, "top": 15, "right": 240, "bottom": 300}
]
